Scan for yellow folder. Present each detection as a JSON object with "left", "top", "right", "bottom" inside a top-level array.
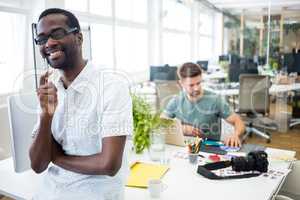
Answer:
[{"left": 126, "top": 162, "right": 169, "bottom": 188}]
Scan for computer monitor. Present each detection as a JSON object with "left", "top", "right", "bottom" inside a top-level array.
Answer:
[
  {"left": 284, "top": 53, "right": 295, "bottom": 73},
  {"left": 245, "top": 61, "right": 258, "bottom": 75},
  {"left": 228, "top": 63, "right": 242, "bottom": 82},
  {"left": 258, "top": 56, "right": 266, "bottom": 66},
  {"left": 196, "top": 60, "right": 208, "bottom": 71},
  {"left": 238, "top": 75, "right": 270, "bottom": 115},
  {"left": 229, "top": 54, "right": 240, "bottom": 65},
  {"left": 7, "top": 93, "right": 38, "bottom": 173},
  {"left": 292, "top": 54, "right": 300, "bottom": 74},
  {"left": 219, "top": 55, "right": 229, "bottom": 62},
  {"left": 150, "top": 65, "right": 178, "bottom": 81},
  {"left": 228, "top": 58, "right": 258, "bottom": 82}
]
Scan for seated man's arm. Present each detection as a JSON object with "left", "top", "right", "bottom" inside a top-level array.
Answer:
[
  {"left": 162, "top": 97, "right": 203, "bottom": 137},
  {"left": 225, "top": 113, "right": 245, "bottom": 147},
  {"left": 181, "top": 124, "right": 203, "bottom": 137},
  {"left": 52, "top": 136, "right": 126, "bottom": 176},
  {"left": 160, "top": 113, "right": 202, "bottom": 137}
]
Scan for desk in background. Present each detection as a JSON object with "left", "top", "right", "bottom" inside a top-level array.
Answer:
[
  {"left": 0, "top": 144, "right": 295, "bottom": 200},
  {"left": 203, "top": 82, "right": 300, "bottom": 132},
  {"left": 203, "top": 83, "right": 300, "bottom": 97}
]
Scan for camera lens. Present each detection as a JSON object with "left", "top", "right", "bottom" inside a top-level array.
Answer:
[{"left": 231, "top": 151, "right": 268, "bottom": 172}]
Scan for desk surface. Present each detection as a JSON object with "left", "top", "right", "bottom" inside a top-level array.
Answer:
[
  {"left": 0, "top": 145, "right": 295, "bottom": 200},
  {"left": 204, "top": 83, "right": 300, "bottom": 96}
]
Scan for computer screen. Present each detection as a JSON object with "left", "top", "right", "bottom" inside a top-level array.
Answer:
[
  {"left": 150, "top": 65, "right": 178, "bottom": 81},
  {"left": 292, "top": 54, "right": 300, "bottom": 74},
  {"left": 196, "top": 60, "right": 208, "bottom": 71},
  {"left": 284, "top": 53, "right": 295, "bottom": 73},
  {"left": 219, "top": 55, "right": 229, "bottom": 62}
]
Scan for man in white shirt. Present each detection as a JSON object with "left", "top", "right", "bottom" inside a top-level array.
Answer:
[{"left": 29, "top": 8, "right": 133, "bottom": 200}]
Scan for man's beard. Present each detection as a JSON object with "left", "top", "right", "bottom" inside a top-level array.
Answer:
[
  {"left": 47, "top": 45, "right": 77, "bottom": 70},
  {"left": 190, "top": 90, "right": 201, "bottom": 97}
]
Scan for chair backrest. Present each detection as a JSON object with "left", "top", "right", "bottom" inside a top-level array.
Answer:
[
  {"left": 280, "top": 160, "right": 300, "bottom": 199},
  {"left": 150, "top": 65, "right": 178, "bottom": 82},
  {"left": 156, "top": 81, "right": 180, "bottom": 110},
  {"left": 196, "top": 60, "right": 208, "bottom": 71},
  {"left": 7, "top": 93, "right": 38, "bottom": 172},
  {"left": 238, "top": 75, "right": 270, "bottom": 115}
]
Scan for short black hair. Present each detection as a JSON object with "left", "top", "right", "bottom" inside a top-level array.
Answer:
[
  {"left": 178, "top": 62, "right": 202, "bottom": 79},
  {"left": 38, "top": 8, "right": 81, "bottom": 31}
]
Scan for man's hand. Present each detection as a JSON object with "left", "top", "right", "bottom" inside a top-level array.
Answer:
[
  {"left": 191, "top": 127, "right": 204, "bottom": 137},
  {"left": 37, "top": 71, "right": 57, "bottom": 116},
  {"left": 225, "top": 134, "right": 241, "bottom": 147},
  {"left": 51, "top": 138, "right": 64, "bottom": 164}
]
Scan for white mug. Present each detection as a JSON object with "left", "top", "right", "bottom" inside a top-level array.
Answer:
[{"left": 148, "top": 179, "right": 167, "bottom": 198}]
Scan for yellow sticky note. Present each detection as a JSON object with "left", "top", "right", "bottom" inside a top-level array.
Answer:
[{"left": 126, "top": 162, "right": 169, "bottom": 188}]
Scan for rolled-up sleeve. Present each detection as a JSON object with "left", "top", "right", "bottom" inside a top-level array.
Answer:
[
  {"left": 217, "top": 96, "right": 232, "bottom": 119},
  {"left": 163, "top": 97, "right": 178, "bottom": 118},
  {"left": 99, "top": 75, "right": 133, "bottom": 138}
]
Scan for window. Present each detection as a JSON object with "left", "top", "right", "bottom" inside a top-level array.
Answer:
[
  {"left": 115, "top": 26, "right": 148, "bottom": 73},
  {"left": 163, "top": 32, "right": 190, "bottom": 65},
  {"left": 90, "top": 24, "right": 113, "bottom": 67},
  {"left": 199, "top": 13, "right": 213, "bottom": 35},
  {"left": 198, "top": 36, "right": 212, "bottom": 60},
  {"left": 65, "top": 0, "right": 88, "bottom": 12},
  {"left": 0, "top": 0, "right": 21, "bottom": 7},
  {"left": 66, "top": 0, "right": 148, "bottom": 74},
  {"left": 198, "top": 12, "right": 214, "bottom": 61},
  {"left": 90, "top": 0, "right": 112, "bottom": 16},
  {"left": 163, "top": 0, "right": 191, "bottom": 31},
  {"left": 0, "top": 12, "right": 25, "bottom": 94},
  {"left": 115, "top": 0, "right": 147, "bottom": 23}
]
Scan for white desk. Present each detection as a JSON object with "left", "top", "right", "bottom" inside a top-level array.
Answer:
[
  {"left": 0, "top": 158, "right": 43, "bottom": 200},
  {"left": 203, "top": 71, "right": 227, "bottom": 81},
  {"left": 204, "top": 83, "right": 300, "bottom": 96},
  {"left": 0, "top": 145, "right": 295, "bottom": 200}
]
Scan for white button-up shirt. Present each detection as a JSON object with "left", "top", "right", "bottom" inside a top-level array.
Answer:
[{"left": 33, "top": 61, "right": 133, "bottom": 200}]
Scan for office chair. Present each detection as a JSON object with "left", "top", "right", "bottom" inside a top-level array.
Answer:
[
  {"left": 238, "top": 75, "right": 277, "bottom": 143},
  {"left": 290, "top": 91, "right": 300, "bottom": 128},
  {"left": 155, "top": 81, "right": 180, "bottom": 111},
  {"left": 7, "top": 93, "right": 38, "bottom": 172},
  {"left": 276, "top": 160, "right": 300, "bottom": 200}
]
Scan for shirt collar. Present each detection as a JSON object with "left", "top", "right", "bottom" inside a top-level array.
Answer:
[{"left": 53, "top": 61, "right": 92, "bottom": 94}]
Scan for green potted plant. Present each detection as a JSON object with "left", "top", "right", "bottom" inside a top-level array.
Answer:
[{"left": 131, "top": 94, "right": 174, "bottom": 154}]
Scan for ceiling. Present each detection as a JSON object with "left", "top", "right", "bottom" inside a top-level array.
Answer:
[{"left": 205, "top": 0, "right": 300, "bottom": 16}]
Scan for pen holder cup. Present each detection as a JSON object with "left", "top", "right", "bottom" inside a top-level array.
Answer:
[{"left": 188, "top": 153, "right": 198, "bottom": 164}]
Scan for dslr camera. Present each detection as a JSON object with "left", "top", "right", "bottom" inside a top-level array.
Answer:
[{"left": 231, "top": 151, "right": 268, "bottom": 173}]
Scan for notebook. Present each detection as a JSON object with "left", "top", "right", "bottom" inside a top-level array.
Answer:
[{"left": 126, "top": 162, "right": 169, "bottom": 188}]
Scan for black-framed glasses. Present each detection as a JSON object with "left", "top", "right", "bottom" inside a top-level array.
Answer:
[{"left": 34, "top": 27, "right": 78, "bottom": 45}]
